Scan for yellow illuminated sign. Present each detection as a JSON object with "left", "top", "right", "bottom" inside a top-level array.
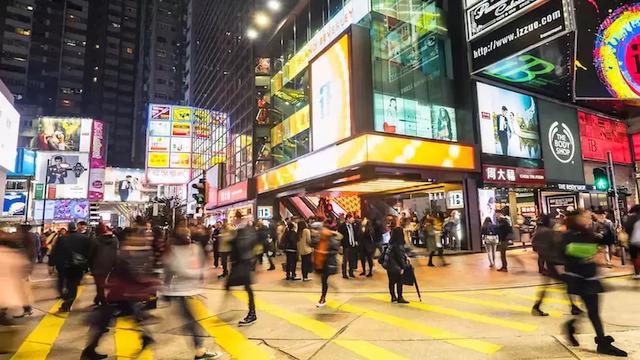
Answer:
[
  {"left": 170, "top": 153, "right": 191, "bottom": 168},
  {"left": 272, "top": 105, "right": 310, "bottom": 147},
  {"left": 173, "top": 106, "right": 192, "bottom": 121},
  {"left": 172, "top": 122, "right": 191, "bottom": 136},
  {"left": 147, "top": 152, "right": 169, "bottom": 168},
  {"left": 256, "top": 134, "right": 476, "bottom": 193}
]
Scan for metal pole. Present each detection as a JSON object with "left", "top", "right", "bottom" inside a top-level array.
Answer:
[
  {"left": 607, "top": 151, "right": 626, "bottom": 265},
  {"left": 24, "top": 176, "right": 31, "bottom": 223}
]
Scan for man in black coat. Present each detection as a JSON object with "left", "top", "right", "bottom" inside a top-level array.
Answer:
[
  {"left": 48, "top": 221, "right": 91, "bottom": 312},
  {"left": 338, "top": 214, "right": 359, "bottom": 279}
]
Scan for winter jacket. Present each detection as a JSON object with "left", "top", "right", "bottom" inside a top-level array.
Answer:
[
  {"left": 90, "top": 234, "right": 118, "bottom": 275},
  {"left": 386, "top": 242, "right": 409, "bottom": 275},
  {"left": 48, "top": 231, "right": 91, "bottom": 270},
  {"left": 561, "top": 228, "right": 604, "bottom": 296},
  {"left": 283, "top": 229, "right": 298, "bottom": 253},
  {"left": 297, "top": 228, "right": 313, "bottom": 256},
  {"left": 163, "top": 244, "right": 204, "bottom": 296}
]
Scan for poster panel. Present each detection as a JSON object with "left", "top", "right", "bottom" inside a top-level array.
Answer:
[{"left": 35, "top": 152, "right": 90, "bottom": 199}]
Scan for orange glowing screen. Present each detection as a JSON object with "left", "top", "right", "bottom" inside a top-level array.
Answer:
[
  {"left": 256, "top": 134, "right": 476, "bottom": 193},
  {"left": 311, "top": 34, "right": 351, "bottom": 150}
]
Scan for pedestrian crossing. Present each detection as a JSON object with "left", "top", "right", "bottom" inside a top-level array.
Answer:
[{"left": 3, "top": 279, "right": 631, "bottom": 360}]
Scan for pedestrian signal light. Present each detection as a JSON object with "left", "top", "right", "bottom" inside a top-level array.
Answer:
[
  {"left": 192, "top": 178, "right": 208, "bottom": 205},
  {"left": 593, "top": 168, "right": 609, "bottom": 191}
]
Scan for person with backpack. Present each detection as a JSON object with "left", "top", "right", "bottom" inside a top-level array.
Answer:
[
  {"left": 89, "top": 223, "right": 118, "bottom": 307},
  {"left": 48, "top": 221, "right": 91, "bottom": 312},
  {"left": 386, "top": 222, "right": 410, "bottom": 303},
  {"left": 562, "top": 210, "right": 627, "bottom": 357},
  {"left": 311, "top": 219, "right": 342, "bottom": 307}
]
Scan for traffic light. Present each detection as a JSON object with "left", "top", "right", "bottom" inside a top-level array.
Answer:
[
  {"left": 593, "top": 167, "right": 610, "bottom": 191},
  {"left": 192, "top": 178, "right": 208, "bottom": 205}
]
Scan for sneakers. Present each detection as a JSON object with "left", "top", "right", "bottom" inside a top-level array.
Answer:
[
  {"left": 595, "top": 336, "right": 627, "bottom": 357},
  {"left": 497, "top": 268, "right": 508, "bottom": 272},
  {"left": 316, "top": 299, "right": 327, "bottom": 308},
  {"left": 632, "top": 274, "right": 640, "bottom": 280},
  {"left": 397, "top": 298, "right": 409, "bottom": 304},
  {"left": 195, "top": 350, "right": 223, "bottom": 359},
  {"left": 303, "top": 277, "right": 312, "bottom": 281},
  {"left": 531, "top": 307, "right": 549, "bottom": 317},
  {"left": 80, "top": 349, "right": 108, "bottom": 360},
  {"left": 390, "top": 297, "right": 398, "bottom": 303},
  {"left": 366, "top": 272, "right": 373, "bottom": 277},
  {"left": 239, "top": 313, "right": 257, "bottom": 326}
]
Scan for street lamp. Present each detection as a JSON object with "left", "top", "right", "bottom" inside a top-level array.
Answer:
[
  {"left": 254, "top": 12, "right": 271, "bottom": 28},
  {"left": 267, "top": 0, "right": 281, "bottom": 11},
  {"left": 247, "top": 28, "right": 258, "bottom": 39}
]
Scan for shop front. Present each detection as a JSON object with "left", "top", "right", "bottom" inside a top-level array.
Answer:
[{"left": 206, "top": 180, "right": 256, "bottom": 224}]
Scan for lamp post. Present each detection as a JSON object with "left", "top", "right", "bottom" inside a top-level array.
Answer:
[{"left": 41, "top": 159, "right": 50, "bottom": 228}]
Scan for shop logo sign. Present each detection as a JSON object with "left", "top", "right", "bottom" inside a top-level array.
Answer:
[
  {"left": 548, "top": 121, "right": 575, "bottom": 164},
  {"left": 484, "top": 54, "right": 555, "bottom": 83},
  {"left": 466, "top": 0, "right": 541, "bottom": 40}
]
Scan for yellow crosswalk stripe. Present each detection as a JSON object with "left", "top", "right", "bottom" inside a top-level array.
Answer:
[
  {"left": 305, "top": 296, "right": 502, "bottom": 354},
  {"left": 233, "top": 292, "right": 409, "bottom": 360},
  {"left": 333, "top": 340, "right": 408, "bottom": 360},
  {"left": 366, "top": 294, "right": 537, "bottom": 332},
  {"left": 188, "top": 297, "right": 272, "bottom": 360},
  {"left": 11, "top": 288, "right": 84, "bottom": 360},
  {"left": 479, "top": 290, "right": 575, "bottom": 306},
  {"left": 233, "top": 291, "right": 336, "bottom": 338},
  {"left": 426, "top": 292, "right": 563, "bottom": 317},
  {"left": 114, "top": 317, "right": 153, "bottom": 360}
]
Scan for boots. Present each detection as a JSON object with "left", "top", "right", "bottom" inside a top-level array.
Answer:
[
  {"left": 595, "top": 336, "right": 627, "bottom": 357},
  {"left": 239, "top": 311, "right": 257, "bottom": 326}
]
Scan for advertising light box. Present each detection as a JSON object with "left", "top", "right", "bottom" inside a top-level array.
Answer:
[
  {"left": 3, "top": 191, "right": 26, "bottom": 216},
  {"left": 476, "top": 82, "right": 541, "bottom": 159},
  {"left": 34, "top": 200, "right": 90, "bottom": 221},
  {"left": 0, "top": 88, "right": 20, "bottom": 172},
  {"left": 373, "top": 93, "right": 457, "bottom": 141},
  {"left": 103, "top": 167, "right": 148, "bottom": 202},
  {"left": 578, "top": 111, "right": 631, "bottom": 164},
  {"left": 311, "top": 34, "right": 352, "bottom": 151},
  {"left": 32, "top": 117, "right": 93, "bottom": 152},
  {"left": 35, "top": 152, "right": 90, "bottom": 199}
]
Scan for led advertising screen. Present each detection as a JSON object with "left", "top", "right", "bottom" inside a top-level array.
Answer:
[
  {"left": 103, "top": 167, "right": 148, "bottom": 202},
  {"left": 33, "top": 200, "right": 90, "bottom": 221},
  {"left": 3, "top": 191, "right": 26, "bottom": 216},
  {"left": 477, "top": 82, "right": 541, "bottom": 159},
  {"left": 145, "top": 104, "right": 193, "bottom": 185},
  {"left": 373, "top": 93, "right": 457, "bottom": 141},
  {"left": 35, "top": 152, "right": 90, "bottom": 199},
  {"left": 578, "top": 111, "right": 631, "bottom": 164},
  {"left": 0, "top": 88, "right": 20, "bottom": 172},
  {"left": 31, "top": 117, "right": 92, "bottom": 152},
  {"left": 575, "top": 1, "right": 640, "bottom": 99},
  {"left": 311, "top": 34, "right": 351, "bottom": 151}
]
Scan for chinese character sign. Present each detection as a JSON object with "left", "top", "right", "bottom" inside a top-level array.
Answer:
[{"left": 483, "top": 165, "right": 545, "bottom": 185}]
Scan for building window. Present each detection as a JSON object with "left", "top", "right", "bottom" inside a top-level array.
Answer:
[
  {"left": 15, "top": 27, "right": 31, "bottom": 36},
  {"left": 157, "top": 49, "right": 167, "bottom": 57},
  {"left": 125, "top": 47, "right": 133, "bottom": 54}
]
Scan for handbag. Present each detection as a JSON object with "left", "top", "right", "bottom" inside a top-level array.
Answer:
[{"left": 402, "top": 266, "right": 415, "bottom": 286}]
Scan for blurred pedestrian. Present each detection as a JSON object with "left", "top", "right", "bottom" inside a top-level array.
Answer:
[
  {"left": 358, "top": 218, "right": 375, "bottom": 277},
  {"left": 297, "top": 220, "right": 313, "bottom": 281},
  {"left": 89, "top": 223, "right": 118, "bottom": 306},
  {"left": 163, "top": 224, "right": 221, "bottom": 359},
  {"left": 283, "top": 222, "right": 299, "bottom": 280},
  {"left": 312, "top": 219, "right": 342, "bottom": 307},
  {"left": 425, "top": 218, "right": 447, "bottom": 267},
  {"left": 225, "top": 213, "right": 258, "bottom": 326},
  {"left": 623, "top": 205, "right": 640, "bottom": 279},
  {"left": 562, "top": 210, "right": 626, "bottom": 356},
  {"left": 593, "top": 210, "right": 615, "bottom": 267},
  {"left": 217, "top": 222, "right": 233, "bottom": 279},
  {"left": 255, "top": 220, "right": 275, "bottom": 271},
  {"left": 211, "top": 221, "right": 222, "bottom": 268},
  {"left": 338, "top": 214, "right": 358, "bottom": 279},
  {"left": 0, "top": 231, "right": 31, "bottom": 323},
  {"left": 496, "top": 214, "right": 513, "bottom": 272},
  {"left": 48, "top": 221, "right": 91, "bottom": 312},
  {"left": 387, "top": 223, "right": 410, "bottom": 303}
]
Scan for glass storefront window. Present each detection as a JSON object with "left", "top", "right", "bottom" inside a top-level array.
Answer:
[{"left": 370, "top": 0, "right": 457, "bottom": 142}]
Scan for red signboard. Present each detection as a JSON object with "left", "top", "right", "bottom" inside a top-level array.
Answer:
[
  {"left": 578, "top": 111, "right": 631, "bottom": 164},
  {"left": 217, "top": 181, "right": 248, "bottom": 206},
  {"left": 632, "top": 133, "right": 640, "bottom": 161},
  {"left": 483, "top": 165, "right": 546, "bottom": 185}
]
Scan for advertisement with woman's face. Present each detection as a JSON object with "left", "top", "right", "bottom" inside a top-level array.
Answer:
[
  {"left": 477, "top": 82, "right": 541, "bottom": 159},
  {"left": 32, "top": 118, "right": 92, "bottom": 152}
]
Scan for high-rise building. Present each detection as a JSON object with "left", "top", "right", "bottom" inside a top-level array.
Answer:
[
  {"left": 136, "top": 0, "right": 190, "bottom": 162},
  {"left": 190, "top": 0, "right": 255, "bottom": 186},
  {"left": 0, "top": 0, "right": 145, "bottom": 167}
]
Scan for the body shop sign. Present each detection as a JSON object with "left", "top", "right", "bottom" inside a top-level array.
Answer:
[
  {"left": 217, "top": 181, "right": 249, "bottom": 206},
  {"left": 483, "top": 165, "right": 545, "bottom": 185}
]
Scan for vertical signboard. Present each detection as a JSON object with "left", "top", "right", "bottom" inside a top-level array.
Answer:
[
  {"left": 537, "top": 100, "right": 585, "bottom": 184},
  {"left": 146, "top": 104, "right": 193, "bottom": 184},
  {"left": 578, "top": 111, "right": 631, "bottom": 164},
  {"left": 88, "top": 120, "right": 106, "bottom": 201},
  {"left": 0, "top": 87, "right": 20, "bottom": 172}
]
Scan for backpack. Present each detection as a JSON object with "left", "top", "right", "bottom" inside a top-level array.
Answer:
[{"left": 378, "top": 245, "right": 391, "bottom": 269}]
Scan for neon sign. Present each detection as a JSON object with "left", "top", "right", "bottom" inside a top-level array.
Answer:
[
  {"left": 484, "top": 54, "right": 554, "bottom": 83},
  {"left": 594, "top": 3, "right": 640, "bottom": 99}
]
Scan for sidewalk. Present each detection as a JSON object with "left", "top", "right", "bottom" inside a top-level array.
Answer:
[{"left": 204, "top": 249, "right": 633, "bottom": 293}]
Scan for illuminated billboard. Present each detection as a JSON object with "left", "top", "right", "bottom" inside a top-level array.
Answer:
[
  {"left": 35, "top": 152, "right": 90, "bottom": 199},
  {"left": 575, "top": 1, "right": 640, "bottom": 99},
  {"left": 578, "top": 111, "right": 631, "bottom": 164},
  {"left": 0, "top": 88, "right": 20, "bottom": 172},
  {"left": 103, "top": 167, "right": 148, "bottom": 202},
  {"left": 476, "top": 82, "right": 541, "bottom": 159},
  {"left": 32, "top": 117, "right": 93, "bottom": 152},
  {"left": 33, "top": 200, "right": 90, "bottom": 222},
  {"left": 311, "top": 35, "right": 351, "bottom": 151}
]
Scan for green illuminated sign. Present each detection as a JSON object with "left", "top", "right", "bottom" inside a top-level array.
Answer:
[{"left": 484, "top": 55, "right": 555, "bottom": 83}]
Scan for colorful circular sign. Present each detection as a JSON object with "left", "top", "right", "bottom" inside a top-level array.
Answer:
[{"left": 594, "top": 3, "right": 640, "bottom": 99}]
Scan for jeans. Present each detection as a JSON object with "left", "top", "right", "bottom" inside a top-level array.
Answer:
[
  {"left": 341, "top": 247, "right": 357, "bottom": 276},
  {"left": 172, "top": 297, "right": 204, "bottom": 348},
  {"left": 499, "top": 243, "right": 508, "bottom": 269},
  {"left": 60, "top": 268, "right": 83, "bottom": 309},
  {"left": 213, "top": 240, "right": 220, "bottom": 267},
  {"left": 486, "top": 242, "right": 497, "bottom": 267},
  {"left": 220, "top": 252, "right": 230, "bottom": 276},
  {"left": 93, "top": 274, "right": 107, "bottom": 305},
  {"left": 580, "top": 293, "right": 605, "bottom": 338},
  {"left": 602, "top": 244, "right": 613, "bottom": 265},
  {"left": 85, "top": 301, "right": 151, "bottom": 353},
  {"left": 301, "top": 254, "right": 312, "bottom": 279},
  {"left": 285, "top": 252, "right": 298, "bottom": 278},
  {"left": 246, "top": 283, "right": 255, "bottom": 314},
  {"left": 387, "top": 272, "right": 403, "bottom": 300},
  {"left": 360, "top": 249, "right": 373, "bottom": 274},
  {"left": 321, "top": 273, "right": 330, "bottom": 299}
]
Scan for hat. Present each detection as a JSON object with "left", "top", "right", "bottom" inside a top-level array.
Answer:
[{"left": 67, "top": 222, "right": 77, "bottom": 232}]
